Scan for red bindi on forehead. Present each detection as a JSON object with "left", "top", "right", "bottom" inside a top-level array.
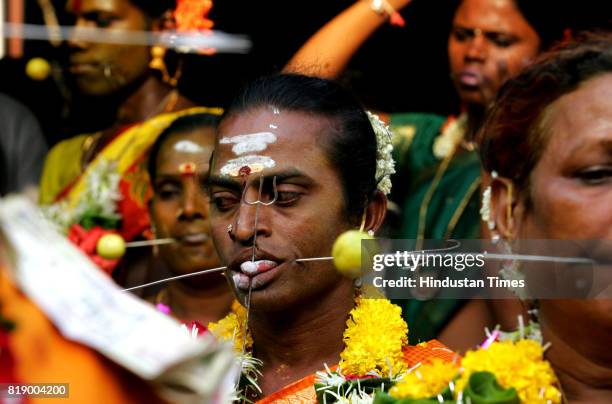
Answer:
[{"left": 178, "top": 162, "right": 197, "bottom": 177}]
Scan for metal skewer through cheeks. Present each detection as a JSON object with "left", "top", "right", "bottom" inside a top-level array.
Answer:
[{"left": 240, "top": 174, "right": 278, "bottom": 355}]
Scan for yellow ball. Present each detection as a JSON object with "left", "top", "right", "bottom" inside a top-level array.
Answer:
[
  {"left": 26, "top": 58, "right": 51, "bottom": 81},
  {"left": 332, "top": 230, "right": 376, "bottom": 278},
  {"left": 96, "top": 234, "right": 126, "bottom": 260}
]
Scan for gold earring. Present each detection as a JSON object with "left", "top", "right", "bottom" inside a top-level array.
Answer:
[
  {"left": 150, "top": 45, "right": 167, "bottom": 72},
  {"left": 149, "top": 45, "right": 183, "bottom": 88}
]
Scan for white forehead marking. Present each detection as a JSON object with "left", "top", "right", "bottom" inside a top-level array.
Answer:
[
  {"left": 219, "top": 132, "right": 277, "bottom": 155},
  {"left": 272, "top": 107, "right": 280, "bottom": 115},
  {"left": 220, "top": 155, "right": 276, "bottom": 177},
  {"left": 269, "top": 124, "right": 278, "bottom": 129},
  {"left": 173, "top": 140, "right": 206, "bottom": 153}
]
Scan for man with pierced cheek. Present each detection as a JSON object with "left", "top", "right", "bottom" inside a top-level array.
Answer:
[{"left": 205, "top": 75, "right": 453, "bottom": 402}]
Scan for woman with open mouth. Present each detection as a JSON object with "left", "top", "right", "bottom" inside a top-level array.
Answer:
[{"left": 146, "top": 112, "right": 234, "bottom": 327}]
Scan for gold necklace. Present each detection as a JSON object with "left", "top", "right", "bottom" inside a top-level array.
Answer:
[{"left": 443, "top": 177, "right": 481, "bottom": 240}]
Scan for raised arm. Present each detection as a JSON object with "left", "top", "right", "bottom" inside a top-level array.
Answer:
[{"left": 284, "top": 0, "right": 412, "bottom": 79}]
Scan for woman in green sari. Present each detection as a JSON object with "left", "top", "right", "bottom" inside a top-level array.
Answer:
[{"left": 285, "top": 0, "right": 563, "bottom": 349}]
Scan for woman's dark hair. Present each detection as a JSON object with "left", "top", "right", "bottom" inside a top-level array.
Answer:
[
  {"left": 479, "top": 32, "right": 612, "bottom": 195},
  {"left": 130, "top": 0, "right": 175, "bottom": 19},
  {"left": 450, "top": 0, "right": 566, "bottom": 50},
  {"left": 512, "top": 0, "right": 566, "bottom": 50},
  {"left": 148, "top": 112, "right": 221, "bottom": 181},
  {"left": 220, "top": 73, "right": 378, "bottom": 223}
]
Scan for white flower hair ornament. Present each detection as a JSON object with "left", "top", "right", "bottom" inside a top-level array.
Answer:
[
  {"left": 480, "top": 171, "right": 498, "bottom": 231},
  {"left": 366, "top": 111, "right": 396, "bottom": 195}
]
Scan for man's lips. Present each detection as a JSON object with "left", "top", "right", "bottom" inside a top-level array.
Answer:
[
  {"left": 230, "top": 257, "right": 283, "bottom": 291},
  {"left": 240, "top": 260, "right": 278, "bottom": 275},
  {"left": 229, "top": 250, "right": 282, "bottom": 272}
]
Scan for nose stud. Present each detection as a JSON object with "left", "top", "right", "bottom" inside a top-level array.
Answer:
[{"left": 227, "top": 224, "right": 233, "bottom": 234}]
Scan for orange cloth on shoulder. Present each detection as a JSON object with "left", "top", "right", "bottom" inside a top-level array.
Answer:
[
  {"left": 403, "top": 339, "right": 459, "bottom": 367},
  {"left": 256, "top": 340, "right": 458, "bottom": 403}
]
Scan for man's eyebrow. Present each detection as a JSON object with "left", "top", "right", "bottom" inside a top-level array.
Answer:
[
  {"left": 208, "top": 169, "right": 313, "bottom": 190},
  {"left": 268, "top": 169, "right": 312, "bottom": 184},
  {"left": 208, "top": 175, "right": 242, "bottom": 191}
]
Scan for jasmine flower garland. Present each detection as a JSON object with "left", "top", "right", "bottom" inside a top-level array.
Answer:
[
  {"left": 207, "top": 301, "right": 261, "bottom": 398},
  {"left": 42, "top": 158, "right": 122, "bottom": 233},
  {"left": 366, "top": 112, "right": 396, "bottom": 196}
]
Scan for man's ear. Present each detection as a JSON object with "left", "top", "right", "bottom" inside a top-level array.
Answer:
[
  {"left": 364, "top": 191, "right": 387, "bottom": 234},
  {"left": 490, "top": 176, "right": 525, "bottom": 240}
]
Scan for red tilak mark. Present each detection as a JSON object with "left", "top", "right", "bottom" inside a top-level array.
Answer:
[
  {"left": 179, "top": 162, "right": 197, "bottom": 176},
  {"left": 238, "top": 166, "right": 251, "bottom": 176}
]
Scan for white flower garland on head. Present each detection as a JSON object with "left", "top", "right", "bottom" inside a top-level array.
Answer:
[{"left": 366, "top": 111, "right": 396, "bottom": 195}]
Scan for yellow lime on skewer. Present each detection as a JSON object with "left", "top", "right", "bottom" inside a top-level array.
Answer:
[
  {"left": 96, "top": 234, "right": 126, "bottom": 260},
  {"left": 26, "top": 58, "right": 51, "bottom": 81},
  {"left": 332, "top": 230, "right": 378, "bottom": 278}
]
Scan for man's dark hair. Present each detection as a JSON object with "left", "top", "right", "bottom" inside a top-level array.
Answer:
[{"left": 220, "top": 73, "right": 378, "bottom": 223}]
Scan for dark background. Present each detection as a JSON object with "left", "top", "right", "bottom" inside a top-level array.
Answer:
[{"left": 1, "top": 0, "right": 610, "bottom": 146}]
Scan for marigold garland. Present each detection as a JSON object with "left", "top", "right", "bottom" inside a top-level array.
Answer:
[
  {"left": 207, "top": 300, "right": 252, "bottom": 353},
  {"left": 340, "top": 297, "right": 408, "bottom": 377},
  {"left": 389, "top": 359, "right": 458, "bottom": 399},
  {"left": 456, "top": 339, "right": 561, "bottom": 404},
  {"left": 208, "top": 297, "right": 409, "bottom": 378},
  {"left": 210, "top": 299, "right": 562, "bottom": 403}
]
